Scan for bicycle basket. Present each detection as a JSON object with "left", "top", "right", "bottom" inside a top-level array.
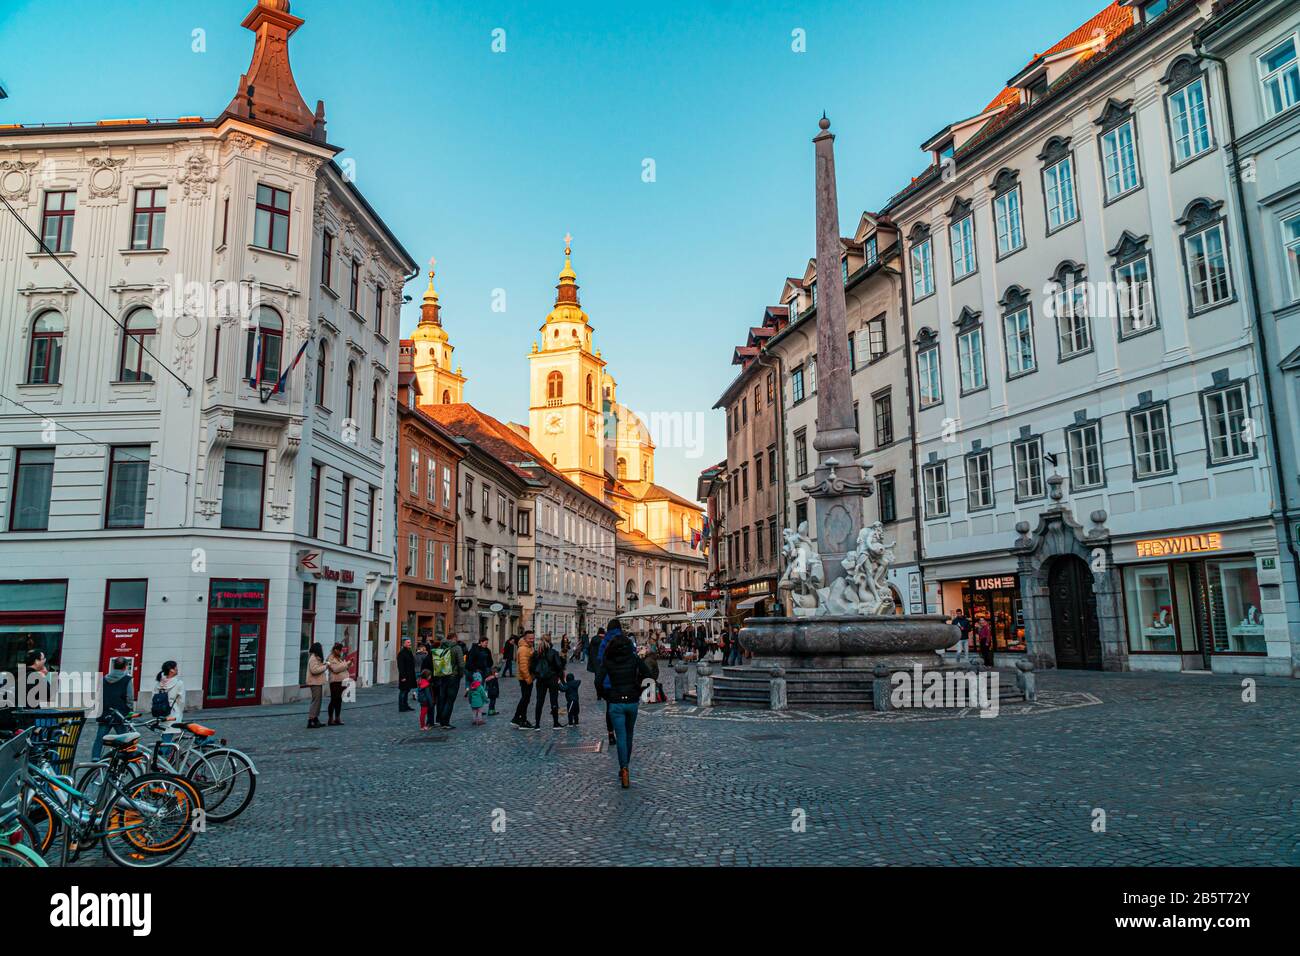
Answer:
[{"left": 12, "top": 710, "right": 86, "bottom": 778}]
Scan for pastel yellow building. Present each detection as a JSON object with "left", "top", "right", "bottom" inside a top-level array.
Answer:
[{"left": 410, "top": 262, "right": 466, "bottom": 405}]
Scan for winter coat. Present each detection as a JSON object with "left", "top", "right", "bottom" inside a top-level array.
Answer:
[
  {"left": 326, "top": 655, "right": 350, "bottom": 683},
  {"left": 98, "top": 668, "right": 133, "bottom": 724},
  {"left": 532, "top": 646, "right": 563, "bottom": 684},
  {"left": 397, "top": 647, "right": 416, "bottom": 683},
  {"left": 595, "top": 638, "right": 651, "bottom": 704},
  {"left": 155, "top": 675, "right": 186, "bottom": 722},
  {"left": 516, "top": 643, "right": 534, "bottom": 683},
  {"left": 467, "top": 644, "right": 493, "bottom": 677},
  {"left": 306, "top": 654, "right": 328, "bottom": 687}
]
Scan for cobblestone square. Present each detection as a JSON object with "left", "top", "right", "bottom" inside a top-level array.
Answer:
[{"left": 68, "top": 668, "right": 1300, "bottom": 867}]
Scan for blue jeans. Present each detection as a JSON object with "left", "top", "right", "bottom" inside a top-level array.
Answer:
[
  {"left": 90, "top": 720, "right": 124, "bottom": 762},
  {"left": 607, "top": 701, "right": 639, "bottom": 770}
]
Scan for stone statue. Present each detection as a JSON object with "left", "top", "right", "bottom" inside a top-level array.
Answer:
[{"left": 778, "top": 522, "right": 823, "bottom": 618}]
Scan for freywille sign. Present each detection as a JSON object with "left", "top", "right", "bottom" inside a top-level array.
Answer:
[{"left": 1135, "top": 533, "right": 1223, "bottom": 558}]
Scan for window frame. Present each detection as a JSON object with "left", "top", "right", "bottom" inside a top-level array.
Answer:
[
  {"left": 1257, "top": 32, "right": 1300, "bottom": 120},
  {"left": 922, "top": 461, "right": 949, "bottom": 519},
  {"left": 1178, "top": 199, "right": 1236, "bottom": 316},
  {"left": 253, "top": 183, "right": 291, "bottom": 254},
  {"left": 1065, "top": 419, "right": 1105, "bottom": 492},
  {"left": 104, "top": 445, "right": 150, "bottom": 530},
  {"left": 9, "top": 446, "right": 56, "bottom": 532},
  {"left": 991, "top": 169, "right": 1025, "bottom": 259},
  {"left": 1283, "top": 211, "right": 1300, "bottom": 304},
  {"left": 26, "top": 310, "right": 64, "bottom": 385},
  {"left": 1051, "top": 262, "right": 1093, "bottom": 362},
  {"left": 244, "top": 306, "right": 285, "bottom": 390},
  {"left": 909, "top": 231, "right": 935, "bottom": 302},
  {"left": 1200, "top": 380, "right": 1256, "bottom": 467},
  {"left": 1110, "top": 231, "right": 1161, "bottom": 340},
  {"left": 955, "top": 310, "right": 987, "bottom": 395},
  {"left": 948, "top": 198, "right": 978, "bottom": 282},
  {"left": 872, "top": 389, "right": 894, "bottom": 448},
  {"left": 1128, "top": 400, "right": 1176, "bottom": 481},
  {"left": 915, "top": 332, "right": 943, "bottom": 409},
  {"left": 40, "top": 190, "right": 76, "bottom": 254},
  {"left": 130, "top": 186, "right": 167, "bottom": 251},
  {"left": 117, "top": 307, "right": 158, "bottom": 383},
  {"left": 1163, "top": 61, "right": 1215, "bottom": 168},
  {"left": 1096, "top": 102, "right": 1142, "bottom": 203},
  {"left": 1011, "top": 436, "right": 1046, "bottom": 503},
  {"left": 965, "top": 449, "right": 995, "bottom": 512},
  {"left": 219, "top": 447, "right": 267, "bottom": 531},
  {"left": 1039, "top": 138, "right": 1079, "bottom": 235}
]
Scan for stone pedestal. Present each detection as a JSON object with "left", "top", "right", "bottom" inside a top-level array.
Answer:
[
  {"left": 696, "top": 662, "right": 713, "bottom": 709},
  {"left": 769, "top": 667, "right": 787, "bottom": 711},
  {"left": 673, "top": 661, "right": 688, "bottom": 702}
]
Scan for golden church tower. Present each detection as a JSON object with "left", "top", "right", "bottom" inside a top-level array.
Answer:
[
  {"left": 410, "top": 260, "right": 466, "bottom": 405},
  {"left": 528, "top": 237, "right": 607, "bottom": 498}
]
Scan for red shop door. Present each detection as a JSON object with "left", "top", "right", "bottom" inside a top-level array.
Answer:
[{"left": 204, "top": 617, "right": 266, "bottom": 708}]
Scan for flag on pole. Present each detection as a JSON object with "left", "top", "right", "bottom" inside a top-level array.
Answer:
[
  {"left": 275, "top": 339, "right": 311, "bottom": 395},
  {"left": 249, "top": 326, "right": 263, "bottom": 387}
]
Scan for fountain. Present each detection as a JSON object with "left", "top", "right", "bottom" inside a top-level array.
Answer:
[{"left": 723, "top": 116, "right": 963, "bottom": 709}]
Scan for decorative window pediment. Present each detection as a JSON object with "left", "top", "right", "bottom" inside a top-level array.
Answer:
[
  {"left": 953, "top": 306, "right": 982, "bottom": 330},
  {"left": 1176, "top": 197, "right": 1225, "bottom": 232},
  {"left": 991, "top": 168, "right": 1019, "bottom": 196},
  {"left": 947, "top": 195, "right": 973, "bottom": 221},
  {"left": 908, "top": 221, "right": 931, "bottom": 243},
  {"left": 914, "top": 326, "right": 939, "bottom": 348},
  {"left": 999, "top": 284, "right": 1032, "bottom": 312},
  {"left": 1037, "top": 135, "right": 1073, "bottom": 165},
  {"left": 1052, "top": 259, "right": 1087, "bottom": 284},
  {"left": 1108, "top": 229, "right": 1150, "bottom": 263},
  {"left": 1094, "top": 97, "right": 1135, "bottom": 132},
  {"left": 1161, "top": 54, "right": 1203, "bottom": 89}
]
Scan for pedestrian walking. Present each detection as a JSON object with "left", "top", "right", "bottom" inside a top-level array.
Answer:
[
  {"left": 91, "top": 658, "right": 133, "bottom": 761},
  {"left": 397, "top": 638, "right": 416, "bottom": 712},
  {"left": 484, "top": 666, "right": 500, "bottom": 716},
  {"left": 560, "top": 635, "right": 571, "bottom": 661},
  {"left": 643, "top": 645, "right": 663, "bottom": 702},
  {"left": 975, "top": 615, "right": 994, "bottom": 667},
  {"left": 430, "top": 634, "right": 464, "bottom": 729},
  {"left": 596, "top": 631, "right": 652, "bottom": 789},
  {"left": 416, "top": 669, "right": 434, "bottom": 730},
  {"left": 531, "top": 637, "right": 564, "bottom": 729},
  {"left": 591, "top": 624, "right": 620, "bottom": 745},
  {"left": 510, "top": 631, "right": 537, "bottom": 729},
  {"left": 561, "top": 672, "right": 581, "bottom": 725},
  {"left": 305, "top": 643, "right": 326, "bottom": 728},
  {"left": 153, "top": 660, "right": 186, "bottom": 723},
  {"left": 501, "top": 636, "right": 516, "bottom": 677},
  {"left": 325, "top": 643, "right": 349, "bottom": 725},
  {"left": 466, "top": 671, "right": 489, "bottom": 725}
]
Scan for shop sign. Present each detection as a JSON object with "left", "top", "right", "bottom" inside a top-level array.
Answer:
[
  {"left": 972, "top": 575, "right": 1017, "bottom": 591},
  {"left": 1135, "top": 533, "right": 1222, "bottom": 558},
  {"left": 296, "top": 550, "right": 354, "bottom": 582},
  {"left": 414, "top": 590, "right": 444, "bottom": 604}
]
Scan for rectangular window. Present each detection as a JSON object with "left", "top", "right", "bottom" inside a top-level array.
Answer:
[
  {"left": 309, "top": 462, "right": 321, "bottom": 537},
  {"left": 917, "top": 346, "right": 942, "bottom": 408},
  {"left": 366, "top": 484, "right": 376, "bottom": 551},
  {"left": 922, "top": 462, "right": 948, "bottom": 518},
  {"left": 1067, "top": 422, "right": 1104, "bottom": 491},
  {"left": 9, "top": 448, "right": 55, "bottom": 531},
  {"left": 253, "top": 184, "right": 291, "bottom": 253},
  {"left": 910, "top": 238, "right": 934, "bottom": 300},
  {"left": 1203, "top": 383, "right": 1251, "bottom": 464},
  {"left": 766, "top": 372, "right": 774, "bottom": 405},
  {"left": 994, "top": 186, "right": 1024, "bottom": 256},
  {"left": 1184, "top": 221, "right": 1233, "bottom": 312},
  {"left": 426, "top": 458, "right": 436, "bottom": 502},
  {"left": 130, "top": 187, "right": 167, "bottom": 250},
  {"left": 518, "top": 509, "right": 531, "bottom": 536},
  {"left": 426, "top": 539, "right": 435, "bottom": 580},
  {"left": 755, "top": 454, "right": 763, "bottom": 491},
  {"left": 517, "top": 563, "right": 531, "bottom": 594},
  {"left": 105, "top": 445, "right": 149, "bottom": 529},
  {"left": 464, "top": 476, "right": 474, "bottom": 515},
  {"left": 1115, "top": 254, "right": 1157, "bottom": 336},
  {"left": 0, "top": 580, "right": 67, "bottom": 675},
  {"left": 1003, "top": 306, "right": 1036, "bottom": 377},
  {"left": 740, "top": 463, "right": 749, "bottom": 499},
  {"left": 1283, "top": 212, "right": 1300, "bottom": 302},
  {"left": 958, "top": 326, "right": 986, "bottom": 393},
  {"left": 322, "top": 230, "right": 334, "bottom": 288},
  {"left": 497, "top": 492, "right": 506, "bottom": 525},
  {"left": 950, "top": 214, "right": 977, "bottom": 279},
  {"left": 867, "top": 316, "right": 886, "bottom": 362},
  {"left": 791, "top": 366, "right": 805, "bottom": 404},
  {"left": 1100, "top": 119, "right": 1140, "bottom": 200},
  {"left": 1055, "top": 276, "right": 1091, "bottom": 358},
  {"left": 865, "top": 236, "right": 878, "bottom": 267},
  {"left": 442, "top": 465, "right": 452, "bottom": 508},
  {"left": 1043, "top": 156, "right": 1078, "bottom": 231},
  {"left": 807, "top": 356, "right": 817, "bottom": 394},
  {"left": 794, "top": 430, "right": 808, "bottom": 478},
  {"left": 220, "top": 447, "right": 265, "bottom": 530},
  {"left": 1258, "top": 34, "right": 1299, "bottom": 119},
  {"left": 482, "top": 485, "right": 491, "bottom": 520},
  {"left": 794, "top": 500, "right": 808, "bottom": 531},
  {"left": 340, "top": 475, "right": 352, "bottom": 546},
  {"left": 873, "top": 392, "right": 893, "bottom": 447},
  {"left": 41, "top": 191, "right": 76, "bottom": 253},
  {"left": 1013, "top": 437, "right": 1045, "bottom": 500},
  {"left": 848, "top": 332, "right": 857, "bottom": 372},
  {"left": 1130, "top": 405, "right": 1174, "bottom": 478},
  {"left": 877, "top": 474, "right": 897, "bottom": 523},
  {"left": 409, "top": 448, "right": 419, "bottom": 495},
  {"left": 375, "top": 286, "right": 385, "bottom": 337},
  {"left": 767, "top": 444, "right": 777, "bottom": 478},
  {"left": 442, "top": 542, "right": 451, "bottom": 584},
  {"left": 349, "top": 260, "right": 360, "bottom": 313},
  {"left": 1169, "top": 77, "right": 1212, "bottom": 164},
  {"left": 966, "top": 451, "right": 993, "bottom": 511},
  {"left": 408, "top": 533, "right": 418, "bottom": 576}
]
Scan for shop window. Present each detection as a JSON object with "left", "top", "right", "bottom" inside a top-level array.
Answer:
[
  {"left": 1207, "top": 559, "right": 1265, "bottom": 653},
  {"left": 0, "top": 579, "right": 68, "bottom": 678},
  {"left": 335, "top": 587, "right": 362, "bottom": 679},
  {"left": 299, "top": 582, "right": 316, "bottom": 685},
  {"left": 1123, "top": 565, "right": 1183, "bottom": 653}
]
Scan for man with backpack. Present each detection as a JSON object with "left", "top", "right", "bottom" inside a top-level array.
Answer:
[
  {"left": 530, "top": 637, "right": 564, "bottom": 729},
  {"left": 429, "top": 633, "right": 465, "bottom": 729}
]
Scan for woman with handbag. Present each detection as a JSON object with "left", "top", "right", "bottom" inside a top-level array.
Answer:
[
  {"left": 325, "top": 643, "right": 350, "bottom": 726},
  {"left": 305, "top": 643, "right": 327, "bottom": 728}
]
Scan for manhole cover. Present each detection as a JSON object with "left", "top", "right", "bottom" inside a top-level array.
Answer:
[
  {"left": 549, "top": 741, "right": 603, "bottom": 755},
  {"left": 401, "top": 735, "right": 450, "bottom": 744}
]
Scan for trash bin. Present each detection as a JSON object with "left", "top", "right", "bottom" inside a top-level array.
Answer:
[{"left": 11, "top": 710, "right": 85, "bottom": 779}]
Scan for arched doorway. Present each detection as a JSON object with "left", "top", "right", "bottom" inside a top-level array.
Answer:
[{"left": 1048, "top": 555, "right": 1102, "bottom": 669}]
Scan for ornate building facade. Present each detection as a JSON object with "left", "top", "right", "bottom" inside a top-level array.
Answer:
[{"left": 0, "top": 0, "right": 415, "bottom": 705}]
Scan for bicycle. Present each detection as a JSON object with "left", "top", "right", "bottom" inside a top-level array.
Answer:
[
  {"left": 0, "top": 731, "right": 46, "bottom": 867},
  {"left": 19, "top": 724, "right": 204, "bottom": 867}
]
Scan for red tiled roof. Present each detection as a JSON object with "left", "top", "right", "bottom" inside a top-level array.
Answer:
[
  {"left": 640, "top": 483, "right": 703, "bottom": 511},
  {"left": 1041, "top": 1, "right": 1133, "bottom": 59}
]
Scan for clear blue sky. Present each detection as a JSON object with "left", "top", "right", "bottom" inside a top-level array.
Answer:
[{"left": 0, "top": 0, "right": 1109, "bottom": 498}]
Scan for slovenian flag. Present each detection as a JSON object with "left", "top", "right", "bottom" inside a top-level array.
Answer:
[{"left": 274, "top": 339, "right": 311, "bottom": 395}]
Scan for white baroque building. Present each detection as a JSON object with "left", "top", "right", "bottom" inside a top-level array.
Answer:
[
  {"left": 0, "top": 1, "right": 416, "bottom": 706},
  {"left": 888, "top": 0, "right": 1292, "bottom": 675}
]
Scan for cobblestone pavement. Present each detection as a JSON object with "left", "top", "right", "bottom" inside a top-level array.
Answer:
[{"left": 65, "top": 668, "right": 1300, "bottom": 866}]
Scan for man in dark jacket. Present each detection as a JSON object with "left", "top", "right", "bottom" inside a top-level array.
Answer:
[
  {"left": 397, "top": 638, "right": 416, "bottom": 712},
  {"left": 530, "top": 638, "right": 564, "bottom": 729},
  {"left": 92, "top": 658, "right": 134, "bottom": 761},
  {"left": 596, "top": 633, "right": 652, "bottom": 788},
  {"left": 431, "top": 634, "right": 465, "bottom": 729},
  {"left": 467, "top": 636, "right": 493, "bottom": 680},
  {"left": 501, "top": 637, "right": 516, "bottom": 677},
  {"left": 587, "top": 626, "right": 616, "bottom": 743}
]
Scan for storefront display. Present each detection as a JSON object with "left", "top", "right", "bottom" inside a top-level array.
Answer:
[
  {"left": 1121, "top": 555, "right": 1265, "bottom": 659},
  {"left": 336, "top": 586, "right": 362, "bottom": 680},
  {"left": 960, "top": 574, "right": 1025, "bottom": 652},
  {"left": 0, "top": 580, "right": 67, "bottom": 677},
  {"left": 1207, "top": 558, "right": 1265, "bottom": 654}
]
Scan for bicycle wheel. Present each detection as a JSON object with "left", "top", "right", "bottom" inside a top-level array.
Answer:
[
  {"left": 101, "top": 773, "right": 202, "bottom": 868},
  {"left": 0, "top": 842, "right": 46, "bottom": 868},
  {"left": 21, "top": 792, "right": 58, "bottom": 855},
  {"left": 187, "top": 749, "right": 256, "bottom": 823}
]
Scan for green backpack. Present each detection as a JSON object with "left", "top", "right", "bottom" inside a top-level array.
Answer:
[{"left": 429, "top": 647, "right": 453, "bottom": 678}]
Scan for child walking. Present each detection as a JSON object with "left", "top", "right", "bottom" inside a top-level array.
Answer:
[
  {"left": 466, "top": 671, "right": 489, "bottom": 725},
  {"left": 485, "top": 666, "right": 500, "bottom": 716},
  {"left": 416, "top": 669, "right": 434, "bottom": 730},
  {"left": 561, "top": 672, "right": 581, "bottom": 726}
]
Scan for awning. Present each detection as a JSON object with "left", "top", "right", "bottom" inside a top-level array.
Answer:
[
  {"left": 735, "top": 595, "right": 768, "bottom": 610},
  {"left": 615, "top": 605, "right": 676, "bottom": 620}
]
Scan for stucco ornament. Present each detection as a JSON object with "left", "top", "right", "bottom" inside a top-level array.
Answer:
[
  {"left": 0, "top": 160, "right": 39, "bottom": 202},
  {"left": 777, "top": 522, "right": 824, "bottom": 618},
  {"left": 86, "top": 157, "right": 127, "bottom": 199},
  {"left": 176, "top": 151, "right": 218, "bottom": 202}
]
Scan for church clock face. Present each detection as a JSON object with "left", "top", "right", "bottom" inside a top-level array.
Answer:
[{"left": 545, "top": 412, "right": 565, "bottom": 435}]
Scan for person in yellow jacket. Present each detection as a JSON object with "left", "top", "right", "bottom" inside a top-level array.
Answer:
[{"left": 510, "top": 631, "right": 538, "bottom": 729}]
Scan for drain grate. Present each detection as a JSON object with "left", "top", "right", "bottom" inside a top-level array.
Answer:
[
  {"left": 548, "top": 741, "right": 603, "bottom": 755},
  {"left": 401, "top": 735, "right": 450, "bottom": 744}
]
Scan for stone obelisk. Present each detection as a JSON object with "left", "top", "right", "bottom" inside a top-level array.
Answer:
[{"left": 806, "top": 115, "right": 871, "bottom": 587}]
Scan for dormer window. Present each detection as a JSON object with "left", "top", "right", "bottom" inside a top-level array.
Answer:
[
  {"left": 1026, "top": 75, "right": 1049, "bottom": 103},
  {"left": 865, "top": 236, "right": 878, "bottom": 267},
  {"left": 1138, "top": 0, "right": 1171, "bottom": 23}
]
